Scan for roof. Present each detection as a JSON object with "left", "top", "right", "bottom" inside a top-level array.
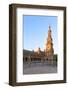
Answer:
[{"left": 23, "top": 49, "right": 45, "bottom": 58}]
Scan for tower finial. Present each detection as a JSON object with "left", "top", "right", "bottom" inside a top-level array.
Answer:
[
  {"left": 49, "top": 25, "right": 51, "bottom": 29},
  {"left": 48, "top": 25, "right": 51, "bottom": 32}
]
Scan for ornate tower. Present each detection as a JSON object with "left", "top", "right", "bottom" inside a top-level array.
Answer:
[{"left": 45, "top": 25, "right": 54, "bottom": 64}]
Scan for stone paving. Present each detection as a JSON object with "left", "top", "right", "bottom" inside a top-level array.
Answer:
[{"left": 23, "top": 61, "right": 57, "bottom": 75}]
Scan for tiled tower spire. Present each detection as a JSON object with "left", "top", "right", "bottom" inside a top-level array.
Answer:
[
  {"left": 44, "top": 25, "right": 54, "bottom": 64},
  {"left": 45, "top": 25, "right": 54, "bottom": 55}
]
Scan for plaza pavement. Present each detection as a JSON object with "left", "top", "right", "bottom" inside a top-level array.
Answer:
[{"left": 23, "top": 61, "right": 57, "bottom": 75}]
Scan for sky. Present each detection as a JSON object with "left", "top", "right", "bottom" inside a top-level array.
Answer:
[{"left": 23, "top": 15, "right": 58, "bottom": 54}]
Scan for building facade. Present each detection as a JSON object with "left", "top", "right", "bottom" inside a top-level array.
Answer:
[{"left": 23, "top": 26, "right": 54, "bottom": 64}]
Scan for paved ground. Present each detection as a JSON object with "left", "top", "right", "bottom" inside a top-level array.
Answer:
[{"left": 23, "top": 61, "right": 57, "bottom": 75}]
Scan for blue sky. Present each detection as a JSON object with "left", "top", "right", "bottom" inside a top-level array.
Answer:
[{"left": 23, "top": 15, "right": 58, "bottom": 54}]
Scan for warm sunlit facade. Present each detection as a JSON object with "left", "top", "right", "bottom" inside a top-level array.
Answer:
[{"left": 23, "top": 26, "right": 55, "bottom": 64}]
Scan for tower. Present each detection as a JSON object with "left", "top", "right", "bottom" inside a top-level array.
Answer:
[{"left": 45, "top": 25, "right": 54, "bottom": 64}]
